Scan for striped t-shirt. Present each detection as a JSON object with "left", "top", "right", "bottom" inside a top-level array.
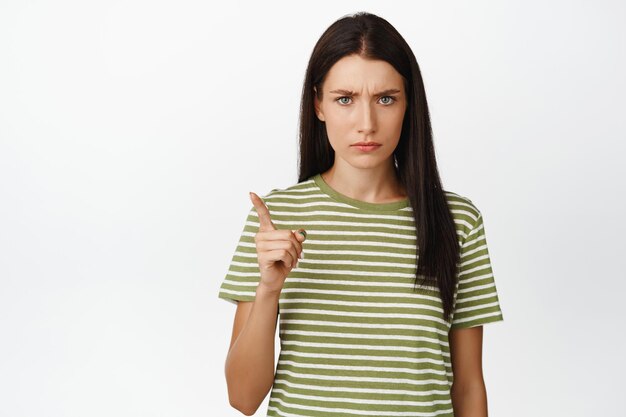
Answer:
[{"left": 218, "top": 173, "right": 504, "bottom": 417}]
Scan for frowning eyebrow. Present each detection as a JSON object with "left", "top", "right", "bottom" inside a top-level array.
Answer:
[{"left": 328, "top": 88, "right": 401, "bottom": 96}]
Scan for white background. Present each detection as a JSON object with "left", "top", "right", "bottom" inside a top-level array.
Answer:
[{"left": 1, "top": 0, "right": 624, "bottom": 416}]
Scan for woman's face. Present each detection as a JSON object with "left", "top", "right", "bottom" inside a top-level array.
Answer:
[{"left": 314, "top": 54, "right": 407, "bottom": 170}]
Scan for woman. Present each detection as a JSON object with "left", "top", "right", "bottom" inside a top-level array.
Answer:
[{"left": 218, "top": 11, "right": 504, "bottom": 417}]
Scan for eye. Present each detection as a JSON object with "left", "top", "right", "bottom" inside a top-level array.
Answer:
[
  {"left": 336, "top": 96, "right": 352, "bottom": 105},
  {"left": 379, "top": 96, "right": 396, "bottom": 105}
]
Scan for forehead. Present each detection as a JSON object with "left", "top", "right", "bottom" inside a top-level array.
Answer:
[{"left": 323, "top": 54, "right": 404, "bottom": 91}]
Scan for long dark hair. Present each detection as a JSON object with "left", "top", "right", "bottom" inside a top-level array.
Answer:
[{"left": 297, "top": 11, "right": 460, "bottom": 322}]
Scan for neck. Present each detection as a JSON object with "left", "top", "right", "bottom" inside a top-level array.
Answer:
[{"left": 321, "top": 160, "right": 406, "bottom": 204}]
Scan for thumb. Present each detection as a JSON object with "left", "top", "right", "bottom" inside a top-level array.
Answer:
[{"left": 293, "top": 228, "right": 307, "bottom": 242}]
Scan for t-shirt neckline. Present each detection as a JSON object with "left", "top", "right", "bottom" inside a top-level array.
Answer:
[{"left": 312, "top": 173, "right": 410, "bottom": 212}]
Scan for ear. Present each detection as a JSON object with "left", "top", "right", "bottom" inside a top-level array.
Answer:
[{"left": 313, "top": 87, "right": 325, "bottom": 122}]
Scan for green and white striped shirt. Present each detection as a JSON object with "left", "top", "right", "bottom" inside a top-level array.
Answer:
[{"left": 218, "top": 173, "right": 504, "bottom": 417}]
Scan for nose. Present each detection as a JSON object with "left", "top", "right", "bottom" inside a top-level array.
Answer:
[{"left": 356, "top": 102, "right": 376, "bottom": 135}]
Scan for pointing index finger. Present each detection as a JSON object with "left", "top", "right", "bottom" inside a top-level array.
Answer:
[{"left": 249, "top": 192, "right": 276, "bottom": 231}]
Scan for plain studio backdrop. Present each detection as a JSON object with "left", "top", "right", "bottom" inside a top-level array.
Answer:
[{"left": 1, "top": 0, "right": 624, "bottom": 416}]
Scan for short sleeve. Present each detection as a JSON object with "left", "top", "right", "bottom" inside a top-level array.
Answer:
[
  {"left": 217, "top": 204, "right": 263, "bottom": 305},
  {"left": 450, "top": 210, "right": 504, "bottom": 329}
]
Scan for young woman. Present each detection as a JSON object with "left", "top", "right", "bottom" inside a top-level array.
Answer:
[{"left": 218, "top": 12, "right": 504, "bottom": 417}]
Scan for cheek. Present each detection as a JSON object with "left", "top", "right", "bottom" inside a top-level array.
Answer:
[
  {"left": 387, "top": 104, "right": 406, "bottom": 122},
  {"left": 323, "top": 114, "right": 352, "bottom": 137},
  {"left": 378, "top": 110, "right": 404, "bottom": 132}
]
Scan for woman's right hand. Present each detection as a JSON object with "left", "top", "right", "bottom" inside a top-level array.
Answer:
[{"left": 249, "top": 191, "right": 307, "bottom": 294}]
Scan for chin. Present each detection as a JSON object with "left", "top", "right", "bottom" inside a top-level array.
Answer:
[{"left": 345, "top": 158, "right": 387, "bottom": 170}]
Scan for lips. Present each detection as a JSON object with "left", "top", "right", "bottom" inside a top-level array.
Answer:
[
  {"left": 352, "top": 143, "right": 382, "bottom": 152},
  {"left": 351, "top": 142, "right": 381, "bottom": 146}
]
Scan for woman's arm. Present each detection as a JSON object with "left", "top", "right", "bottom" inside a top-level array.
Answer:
[
  {"left": 224, "top": 192, "right": 305, "bottom": 415},
  {"left": 224, "top": 283, "right": 280, "bottom": 416},
  {"left": 449, "top": 326, "right": 489, "bottom": 417}
]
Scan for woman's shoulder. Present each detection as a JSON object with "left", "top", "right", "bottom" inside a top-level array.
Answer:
[
  {"left": 442, "top": 189, "right": 482, "bottom": 225},
  {"left": 258, "top": 176, "right": 318, "bottom": 203}
]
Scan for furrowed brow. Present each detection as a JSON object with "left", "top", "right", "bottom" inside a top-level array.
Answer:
[{"left": 329, "top": 88, "right": 401, "bottom": 96}]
